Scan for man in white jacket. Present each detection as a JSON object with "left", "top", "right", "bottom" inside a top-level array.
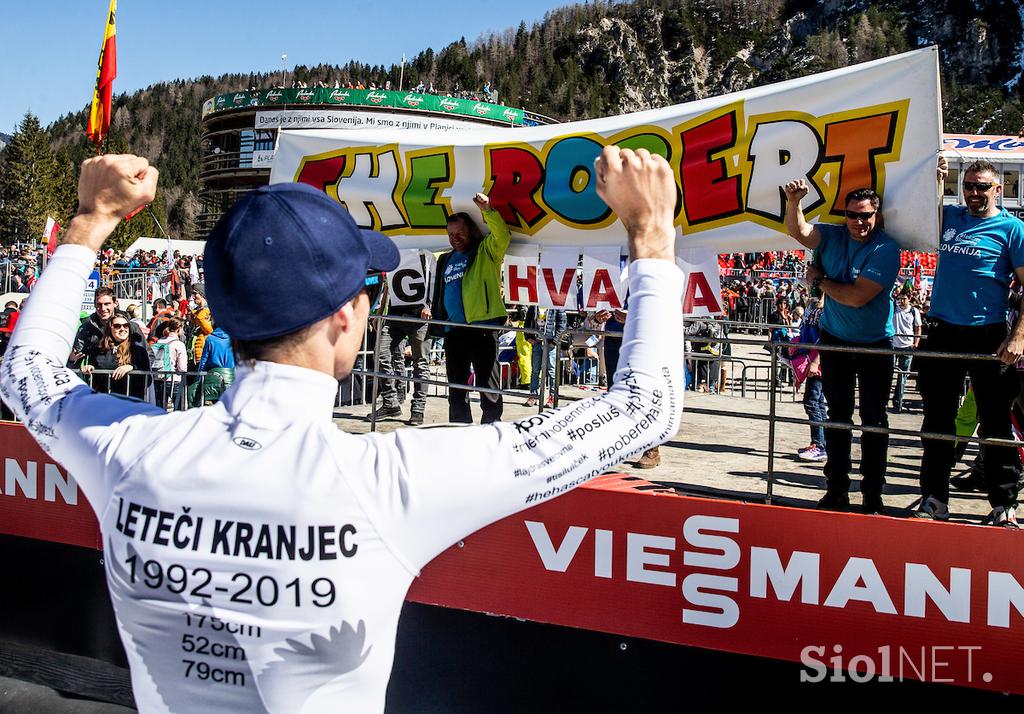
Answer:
[{"left": 0, "top": 149, "right": 684, "bottom": 713}]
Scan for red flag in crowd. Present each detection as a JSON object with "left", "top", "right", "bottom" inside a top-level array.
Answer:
[
  {"left": 42, "top": 217, "right": 60, "bottom": 258},
  {"left": 85, "top": 0, "right": 117, "bottom": 147}
]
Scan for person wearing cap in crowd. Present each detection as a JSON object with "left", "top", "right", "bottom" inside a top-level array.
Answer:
[
  {"left": 0, "top": 300, "right": 20, "bottom": 357},
  {"left": 426, "top": 195, "right": 512, "bottom": 424},
  {"left": 783, "top": 180, "right": 901, "bottom": 515},
  {"left": 0, "top": 150, "right": 683, "bottom": 712}
]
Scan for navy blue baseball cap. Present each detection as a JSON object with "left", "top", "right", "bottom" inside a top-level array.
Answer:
[{"left": 204, "top": 182, "right": 400, "bottom": 340}]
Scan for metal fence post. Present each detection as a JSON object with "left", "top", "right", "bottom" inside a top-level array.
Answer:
[
  {"left": 537, "top": 335, "right": 548, "bottom": 413},
  {"left": 552, "top": 338, "right": 562, "bottom": 408},
  {"left": 766, "top": 344, "right": 778, "bottom": 505},
  {"left": 368, "top": 316, "right": 383, "bottom": 433}
]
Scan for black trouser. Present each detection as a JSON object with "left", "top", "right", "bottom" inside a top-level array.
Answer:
[
  {"left": 444, "top": 326, "right": 502, "bottom": 424},
  {"left": 378, "top": 319, "right": 430, "bottom": 414},
  {"left": 819, "top": 330, "right": 893, "bottom": 498},
  {"left": 604, "top": 332, "right": 622, "bottom": 387},
  {"left": 918, "top": 319, "right": 1023, "bottom": 508}
]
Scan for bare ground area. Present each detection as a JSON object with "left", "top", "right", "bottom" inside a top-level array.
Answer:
[{"left": 334, "top": 360, "right": 996, "bottom": 525}]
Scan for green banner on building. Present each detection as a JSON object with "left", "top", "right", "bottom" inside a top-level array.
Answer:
[{"left": 204, "top": 88, "right": 524, "bottom": 125}]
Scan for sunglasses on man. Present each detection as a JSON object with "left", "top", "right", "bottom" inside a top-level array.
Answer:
[
  {"left": 844, "top": 210, "right": 876, "bottom": 221},
  {"left": 962, "top": 181, "right": 998, "bottom": 192}
]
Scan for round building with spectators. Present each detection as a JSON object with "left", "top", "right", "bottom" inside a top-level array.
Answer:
[{"left": 197, "top": 86, "right": 557, "bottom": 236}]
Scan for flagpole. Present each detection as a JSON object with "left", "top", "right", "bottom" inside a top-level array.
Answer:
[{"left": 147, "top": 207, "right": 170, "bottom": 239}]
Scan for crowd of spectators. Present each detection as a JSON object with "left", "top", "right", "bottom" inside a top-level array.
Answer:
[
  {"left": 719, "top": 250, "right": 806, "bottom": 276},
  {"left": 260, "top": 77, "right": 500, "bottom": 104},
  {"left": 721, "top": 249, "right": 937, "bottom": 280}
]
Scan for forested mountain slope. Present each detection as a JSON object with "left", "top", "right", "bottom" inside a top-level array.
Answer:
[{"left": 2, "top": 0, "right": 1021, "bottom": 243}]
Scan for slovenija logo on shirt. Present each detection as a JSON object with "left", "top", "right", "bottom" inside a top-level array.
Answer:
[
  {"left": 939, "top": 228, "right": 983, "bottom": 256},
  {"left": 444, "top": 261, "right": 465, "bottom": 285}
]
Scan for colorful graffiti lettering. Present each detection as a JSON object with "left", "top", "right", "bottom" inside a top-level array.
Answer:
[{"left": 293, "top": 99, "right": 908, "bottom": 239}]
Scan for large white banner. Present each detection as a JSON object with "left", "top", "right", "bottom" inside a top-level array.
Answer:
[{"left": 271, "top": 48, "right": 941, "bottom": 252}]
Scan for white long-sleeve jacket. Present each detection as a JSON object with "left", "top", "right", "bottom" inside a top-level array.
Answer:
[{"left": 0, "top": 243, "right": 684, "bottom": 713}]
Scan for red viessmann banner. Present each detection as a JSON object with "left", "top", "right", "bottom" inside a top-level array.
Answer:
[
  {"left": 0, "top": 423, "right": 101, "bottom": 549},
  {"left": 408, "top": 474, "right": 1024, "bottom": 694},
  {"left": 2, "top": 423, "right": 1022, "bottom": 692}
]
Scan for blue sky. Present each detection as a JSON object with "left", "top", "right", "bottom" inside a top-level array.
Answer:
[{"left": 1, "top": 0, "right": 577, "bottom": 135}]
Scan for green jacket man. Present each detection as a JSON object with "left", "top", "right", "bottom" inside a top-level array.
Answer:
[{"left": 425, "top": 194, "right": 512, "bottom": 423}]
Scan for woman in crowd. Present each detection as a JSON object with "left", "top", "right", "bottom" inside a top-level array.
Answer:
[{"left": 80, "top": 316, "right": 151, "bottom": 400}]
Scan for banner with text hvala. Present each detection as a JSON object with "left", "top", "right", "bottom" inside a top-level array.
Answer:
[{"left": 270, "top": 48, "right": 942, "bottom": 253}]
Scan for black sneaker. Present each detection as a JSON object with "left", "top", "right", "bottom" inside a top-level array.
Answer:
[
  {"left": 367, "top": 404, "right": 402, "bottom": 421},
  {"left": 408, "top": 412, "right": 424, "bottom": 426},
  {"left": 816, "top": 492, "right": 850, "bottom": 511},
  {"left": 861, "top": 494, "right": 885, "bottom": 515},
  {"left": 950, "top": 473, "right": 984, "bottom": 492}
]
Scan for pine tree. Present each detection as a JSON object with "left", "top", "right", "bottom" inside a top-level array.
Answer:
[
  {"left": 52, "top": 149, "right": 79, "bottom": 226},
  {"left": 0, "top": 112, "right": 60, "bottom": 245}
]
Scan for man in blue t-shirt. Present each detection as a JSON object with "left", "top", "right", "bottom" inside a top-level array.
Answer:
[
  {"left": 783, "top": 180, "right": 901, "bottom": 514},
  {"left": 916, "top": 158, "right": 1024, "bottom": 527}
]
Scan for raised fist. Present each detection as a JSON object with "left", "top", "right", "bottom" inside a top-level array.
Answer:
[
  {"left": 783, "top": 179, "right": 809, "bottom": 202},
  {"left": 78, "top": 154, "right": 158, "bottom": 223},
  {"left": 594, "top": 145, "right": 675, "bottom": 262}
]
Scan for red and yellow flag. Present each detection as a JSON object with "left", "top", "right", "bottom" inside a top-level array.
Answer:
[{"left": 86, "top": 0, "right": 117, "bottom": 147}]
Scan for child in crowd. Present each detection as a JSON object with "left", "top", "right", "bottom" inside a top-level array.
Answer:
[
  {"left": 149, "top": 317, "right": 188, "bottom": 410},
  {"left": 795, "top": 296, "right": 827, "bottom": 462}
]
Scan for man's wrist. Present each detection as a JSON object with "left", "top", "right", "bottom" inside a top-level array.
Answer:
[
  {"left": 63, "top": 212, "right": 119, "bottom": 251},
  {"left": 628, "top": 225, "right": 676, "bottom": 261}
]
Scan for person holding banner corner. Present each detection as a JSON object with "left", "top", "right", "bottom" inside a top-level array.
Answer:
[
  {"left": 915, "top": 157, "right": 1024, "bottom": 526},
  {"left": 783, "top": 179, "right": 900, "bottom": 514},
  {"left": 0, "top": 147, "right": 683, "bottom": 712},
  {"left": 427, "top": 193, "right": 512, "bottom": 424}
]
